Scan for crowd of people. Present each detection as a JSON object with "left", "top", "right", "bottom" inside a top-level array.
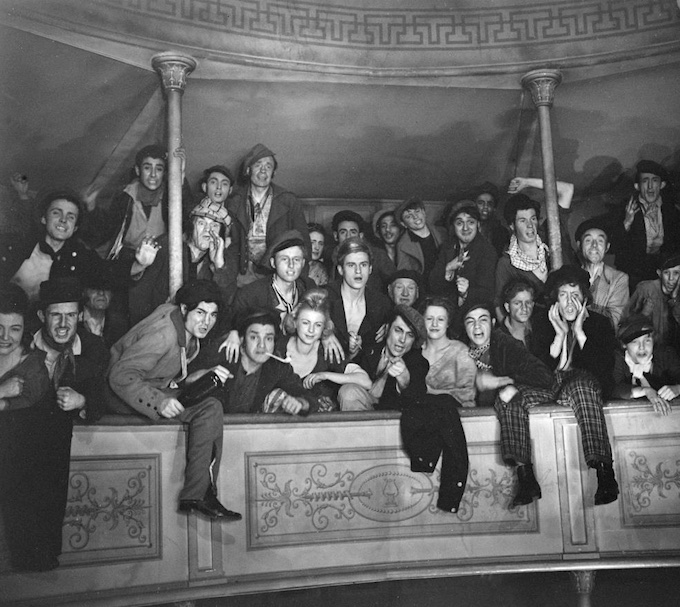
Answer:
[{"left": 1, "top": 143, "right": 679, "bottom": 573}]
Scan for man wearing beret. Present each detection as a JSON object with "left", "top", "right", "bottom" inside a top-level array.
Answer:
[
  {"left": 575, "top": 216, "right": 629, "bottom": 329},
  {"left": 20, "top": 277, "right": 110, "bottom": 570},
  {"left": 128, "top": 196, "right": 237, "bottom": 326},
  {"left": 227, "top": 144, "right": 310, "bottom": 287},
  {"left": 610, "top": 160, "right": 680, "bottom": 290},
  {"left": 107, "top": 279, "right": 241, "bottom": 521},
  {"left": 624, "top": 252, "right": 680, "bottom": 353}
]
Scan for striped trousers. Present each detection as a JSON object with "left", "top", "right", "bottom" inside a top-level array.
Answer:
[{"left": 495, "top": 369, "right": 612, "bottom": 466}]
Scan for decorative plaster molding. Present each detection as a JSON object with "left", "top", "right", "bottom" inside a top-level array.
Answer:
[
  {"left": 105, "top": 0, "right": 678, "bottom": 50},
  {"left": 246, "top": 445, "right": 536, "bottom": 549},
  {"left": 61, "top": 455, "right": 161, "bottom": 564}
]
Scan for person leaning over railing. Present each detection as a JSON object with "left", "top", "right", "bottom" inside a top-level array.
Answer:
[{"left": 106, "top": 279, "right": 241, "bottom": 522}]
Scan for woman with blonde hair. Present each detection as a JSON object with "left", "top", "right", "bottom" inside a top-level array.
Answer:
[{"left": 278, "top": 288, "right": 371, "bottom": 410}]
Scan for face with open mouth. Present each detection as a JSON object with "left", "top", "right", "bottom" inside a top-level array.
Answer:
[
  {"left": 512, "top": 209, "right": 538, "bottom": 245},
  {"left": 41, "top": 301, "right": 80, "bottom": 346},
  {"left": 182, "top": 301, "right": 219, "bottom": 341},
  {"left": 556, "top": 284, "right": 584, "bottom": 322},
  {"left": 249, "top": 156, "right": 275, "bottom": 189},
  {"left": 464, "top": 307, "right": 493, "bottom": 348},
  {"left": 204, "top": 172, "right": 232, "bottom": 204}
]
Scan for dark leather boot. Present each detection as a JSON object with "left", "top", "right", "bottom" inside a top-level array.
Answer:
[
  {"left": 594, "top": 461, "right": 619, "bottom": 505},
  {"left": 511, "top": 464, "right": 542, "bottom": 508},
  {"left": 204, "top": 485, "right": 242, "bottom": 521}
]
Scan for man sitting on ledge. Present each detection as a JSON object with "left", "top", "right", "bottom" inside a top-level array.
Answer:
[{"left": 106, "top": 279, "right": 241, "bottom": 521}]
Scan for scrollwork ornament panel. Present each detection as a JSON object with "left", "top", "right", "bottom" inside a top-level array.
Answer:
[
  {"left": 246, "top": 447, "right": 537, "bottom": 549},
  {"left": 61, "top": 455, "right": 161, "bottom": 564},
  {"left": 616, "top": 435, "right": 680, "bottom": 527}
]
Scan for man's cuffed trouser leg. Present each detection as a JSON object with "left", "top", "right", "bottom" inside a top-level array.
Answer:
[
  {"left": 177, "top": 397, "right": 224, "bottom": 501},
  {"left": 338, "top": 384, "right": 379, "bottom": 411}
]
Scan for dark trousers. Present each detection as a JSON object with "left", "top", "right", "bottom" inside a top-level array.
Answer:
[
  {"left": 0, "top": 405, "right": 73, "bottom": 568},
  {"left": 400, "top": 394, "right": 469, "bottom": 512}
]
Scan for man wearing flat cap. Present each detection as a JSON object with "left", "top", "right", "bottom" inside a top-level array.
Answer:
[
  {"left": 610, "top": 160, "right": 680, "bottom": 289},
  {"left": 227, "top": 143, "right": 310, "bottom": 287},
  {"left": 624, "top": 252, "right": 680, "bottom": 353},
  {"left": 23, "top": 277, "right": 110, "bottom": 570},
  {"left": 575, "top": 216, "right": 629, "bottom": 328},
  {"left": 128, "top": 196, "right": 237, "bottom": 326},
  {"left": 612, "top": 314, "right": 680, "bottom": 415},
  {"left": 220, "top": 230, "right": 319, "bottom": 362}
]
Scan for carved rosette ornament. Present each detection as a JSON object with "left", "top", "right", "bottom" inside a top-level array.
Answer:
[
  {"left": 521, "top": 69, "right": 563, "bottom": 107},
  {"left": 151, "top": 53, "right": 197, "bottom": 93}
]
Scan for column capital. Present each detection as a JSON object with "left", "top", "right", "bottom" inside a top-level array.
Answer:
[
  {"left": 521, "top": 68, "right": 562, "bottom": 107},
  {"left": 151, "top": 53, "right": 197, "bottom": 93}
]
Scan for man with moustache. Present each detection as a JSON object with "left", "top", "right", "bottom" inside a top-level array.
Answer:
[
  {"left": 20, "top": 277, "right": 110, "bottom": 570},
  {"left": 228, "top": 144, "right": 309, "bottom": 286},
  {"left": 107, "top": 279, "right": 241, "bottom": 521},
  {"left": 128, "top": 197, "right": 236, "bottom": 325}
]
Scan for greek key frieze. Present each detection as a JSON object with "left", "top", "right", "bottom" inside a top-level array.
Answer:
[{"left": 103, "top": 0, "right": 679, "bottom": 48}]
